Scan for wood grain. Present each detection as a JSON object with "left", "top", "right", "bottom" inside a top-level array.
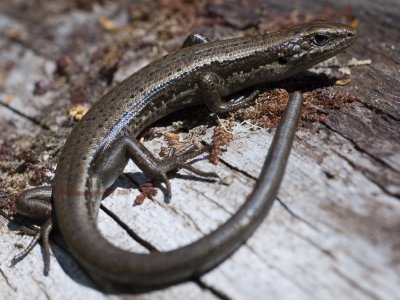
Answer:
[{"left": 0, "top": 1, "right": 398, "bottom": 299}]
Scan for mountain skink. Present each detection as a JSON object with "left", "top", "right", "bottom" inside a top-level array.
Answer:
[{"left": 14, "top": 21, "right": 356, "bottom": 291}]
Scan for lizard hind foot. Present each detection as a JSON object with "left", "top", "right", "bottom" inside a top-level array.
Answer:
[{"left": 11, "top": 218, "right": 53, "bottom": 275}]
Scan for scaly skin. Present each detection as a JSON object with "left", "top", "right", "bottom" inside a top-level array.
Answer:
[{"left": 15, "top": 21, "right": 356, "bottom": 291}]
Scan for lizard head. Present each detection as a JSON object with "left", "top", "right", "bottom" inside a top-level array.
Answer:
[{"left": 274, "top": 20, "right": 357, "bottom": 69}]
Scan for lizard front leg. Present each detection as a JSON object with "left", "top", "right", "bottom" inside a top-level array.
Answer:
[{"left": 93, "top": 136, "right": 218, "bottom": 199}]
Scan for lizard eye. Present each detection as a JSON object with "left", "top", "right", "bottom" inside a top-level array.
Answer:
[{"left": 312, "top": 34, "right": 330, "bottom": 46}]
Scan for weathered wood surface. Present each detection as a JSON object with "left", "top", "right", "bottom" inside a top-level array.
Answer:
[{"left": 0, "top": 1, "right": 399, "bottom": 300}]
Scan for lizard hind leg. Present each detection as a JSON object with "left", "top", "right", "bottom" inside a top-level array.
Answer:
[{"left": 12, "top": 186, "right": 53, "bottom": 275}]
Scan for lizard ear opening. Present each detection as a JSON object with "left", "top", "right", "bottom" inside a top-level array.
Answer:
[{"left": 278, "top": 57, "right": 288, "bottom": 65}]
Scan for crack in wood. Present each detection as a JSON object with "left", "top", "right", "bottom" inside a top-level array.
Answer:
[
  {"left": 219, "top": 158, "right": 258, "bottom": 180},
  {"left": 201, "top": 193, "right": 234, "bottom": 215},
  {"left": 333, "top": 267, "right": 381, "bottom": 300},
  {"left": 0, "top": 267, "right": 17, "bottom": 292},
  {"left": 0, "top": 101, "right": 51, "bottom": 131},
  {"left": 178, "top": 209, "right": 206, "bottom": 234},
  {"left": 245, "top": 245, "right": 317, "bottom": 299},
  {"left": 287, "top": 228, "right": 336, "bottom": 260},
  {"left": 334, "top": 150, "right": 400, "bottom": 199},
  {"left": 100, "top": 203, "right": 157, "bottom": 252},
  {"left": 352, "top": 66, "right": 400, "bottom": 121},
  {"left": 100, "top": 203, "right": 229, "bottom": 299},
  {"left": 195, "top": 279, "right": 232, "bottom": 300},
  {"left": 32, "top": 275, "right": 51, "bottom": 300},
  {"left": 276, "top": 198, "right": 320, "bottom": 232},
  {"left": 357, "top": 98, "right": 400, "bottom": 122},
  {"left": 325, "top": 122, "right": 400, "bottom": 176}
]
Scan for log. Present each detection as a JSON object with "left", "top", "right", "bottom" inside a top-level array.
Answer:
[{"left": 0, "top": 1, "right": 398, "bottom": 299}]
